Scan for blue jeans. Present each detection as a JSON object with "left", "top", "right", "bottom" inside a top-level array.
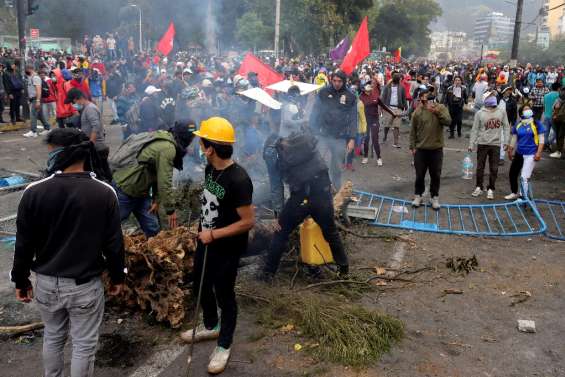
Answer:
[
  {"left": 544, "top": 117, "right": 555, "bottom": 146},
  {"left": 113, "top": 184, "right": 160, "bottom": 237},
  {"left": 30, "top": 101, "right": 52, "bottom": 132}
]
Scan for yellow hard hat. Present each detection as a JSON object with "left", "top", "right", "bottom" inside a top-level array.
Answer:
[{"left": 193, "top": 117, "right": 236, "bottom": 144}]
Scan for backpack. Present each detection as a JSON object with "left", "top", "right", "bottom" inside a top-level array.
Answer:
[
  {"left": 108, "top": 132, "right": 173, "bottom": 172},
  {"left": 41, "top": 80, "right": 50, "bottom": 99},
  {"left": 124, "top": 101, "right": 141, "bottom": 133},
  {"left": 10, "top": 74, "right": 23, "bottom": 91},
  {"left": 275, "top": 132, "right": 327, "bottom": 188}
]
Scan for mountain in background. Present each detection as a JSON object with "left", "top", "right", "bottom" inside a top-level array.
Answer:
[{"left": 434, "top": 0, "right": 542, "bottom": 34}]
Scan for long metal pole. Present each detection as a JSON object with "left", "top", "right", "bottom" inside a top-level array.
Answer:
[
  {"left": 138, "top": 7, "right": 143, "bottom": 52},
  {"left": 510, "top": 0, "right": 524, "bottom": 63},
  {"left": 274, "top": 0, "right": 281, "bottom": 59},
  {"left": 16, "top": 0, "right": 26, "bottom": 69}
]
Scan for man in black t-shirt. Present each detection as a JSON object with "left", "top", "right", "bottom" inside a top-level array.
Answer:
[{"left": 180, "top": 117, "right": 254, "bottom": 375}]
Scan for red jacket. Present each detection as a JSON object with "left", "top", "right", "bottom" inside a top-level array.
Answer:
[
  {"left": 53, "top": 68, "right": 76, "bottom": 119},
  {"left": 69, "top": 79, "right": 92, "bottom": 100},
  {"left": 402, "top": 75, "right": 412, "bottom": 101}
]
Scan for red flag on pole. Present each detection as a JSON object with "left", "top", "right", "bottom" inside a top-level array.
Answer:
[
  {"left": 340, "top": 16, "right": 370, "bottom": 76},
  {"left": 156, "top": 22, "right": 175, "bottom": 56},
  {"left": 238, "top": 52, "right": 284, "bottom": 88},
  {"left": 393, "top": 47, "right": 402, "bottom": 64}
]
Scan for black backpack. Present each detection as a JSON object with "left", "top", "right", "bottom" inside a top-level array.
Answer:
[
  {"left": 41, "top": 79, "right": 50, "bottom": 99},
  {"left": 276, "top": 132, "right": 327, "bottom": 188}
]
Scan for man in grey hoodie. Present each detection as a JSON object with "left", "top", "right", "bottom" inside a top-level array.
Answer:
[{"left": 468, "top": 92, "right": 510, "bottom": 200}]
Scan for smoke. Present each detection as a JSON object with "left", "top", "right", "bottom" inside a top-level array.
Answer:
[{"left": 205, "top": 0, "right": 217, "bottom": 55}]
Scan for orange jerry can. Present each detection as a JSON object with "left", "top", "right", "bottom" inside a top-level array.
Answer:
[{"left": 299, "top": 218, "right": 334, "bottom": 265}]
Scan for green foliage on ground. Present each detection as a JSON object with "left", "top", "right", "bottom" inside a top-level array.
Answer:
[{"left": 253, "top": 291, "right": 404, "bottom": 367}]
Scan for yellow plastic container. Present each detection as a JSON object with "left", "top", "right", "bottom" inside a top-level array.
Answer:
[{"left": 299, "top": 218, "right": 334, "bottom": 265}]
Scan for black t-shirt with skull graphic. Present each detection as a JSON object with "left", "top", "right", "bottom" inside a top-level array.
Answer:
[{"left": 200, "top": 162, "right": 253, "bottom": 254}]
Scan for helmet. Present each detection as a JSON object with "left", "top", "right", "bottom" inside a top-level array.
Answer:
[
  {"left": 181, "top": 87, "right": 200, "bottom": 100},
  {"left": 194, "top": 117, "right": 236, "bottom": 144},
  {"left": 235, "top": 79, "right": 249, "bottom": 92}
]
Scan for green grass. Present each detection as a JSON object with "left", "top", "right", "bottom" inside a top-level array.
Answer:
[{"left": 254, "top": 292, "right": 404, "bottom": 368}]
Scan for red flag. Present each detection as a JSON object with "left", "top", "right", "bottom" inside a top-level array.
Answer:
[
  {"left": 238, "top": 53, "right": 284, "bottom": 88},
  {"left": 156, "top": 22, "right": 175, "bottom": 56},
  {"left": 340, "top": 17, "right": 370, "bottom": 76},
  {"left": 393, "top": 47, "right": 402, "bottom": 64}
]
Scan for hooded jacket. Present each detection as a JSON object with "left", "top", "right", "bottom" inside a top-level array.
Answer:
[
  {"left": 53, "top": 68, "right": 76, "bottom": 119},
  {"left": 469, "top": 106, "right": 510, "bottom": 148},
  {"left": 310, "top": 82, "right": 357, "bottom": 140},
  {"left": 112, "top": 130, "right": 178, "bottom": 214}
]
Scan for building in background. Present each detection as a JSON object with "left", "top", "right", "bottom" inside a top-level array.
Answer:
[
  {"left": 473, "top": 12, "right": 514, "bottom": 50},
  {"left": 429, "top": 31, "right": 471, "bottom": 60},
  {"left": 543, "top": 0, "right": 565, "bottom": 39}
]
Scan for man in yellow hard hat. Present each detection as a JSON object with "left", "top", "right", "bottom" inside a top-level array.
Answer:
[{"left": 180, "top": 117, "right": 255, "bottom": 375}]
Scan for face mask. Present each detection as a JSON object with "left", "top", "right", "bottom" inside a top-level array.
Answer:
[
  {"left": 47, "top": 147, "right": 64, "bottom": 173},
  {"left": 522, "top": 109, "right": 533, "bottom": 118},
  {"left": 72, "top": 103, "right": 83, "bottom": 111},
  {"left": 51, "top": 77, "right": 57, "bottom": 83}
]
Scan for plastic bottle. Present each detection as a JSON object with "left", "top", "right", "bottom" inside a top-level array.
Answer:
[
  {"left": 0, "top": 176, "right": 26, "bottom": 188},
  {"left": 462, "top": 154, "right": 473, "bottom": 180}
]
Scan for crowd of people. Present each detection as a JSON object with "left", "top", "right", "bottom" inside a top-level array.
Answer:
[{"left": 5, "top": 36, "right": 565, "bottom": 376}]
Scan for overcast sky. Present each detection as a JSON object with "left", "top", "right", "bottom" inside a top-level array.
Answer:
[{"left": 435, "top": 0, "right": 543, "bottom": 33}]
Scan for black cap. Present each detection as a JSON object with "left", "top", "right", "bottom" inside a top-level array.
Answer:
[{"left": 64, "top": 88, "right": 85, "bottom": 104}]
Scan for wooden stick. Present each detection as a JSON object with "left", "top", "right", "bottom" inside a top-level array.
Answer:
[{"left": 0, "top": 322, "right": 44, "bottom": 335}]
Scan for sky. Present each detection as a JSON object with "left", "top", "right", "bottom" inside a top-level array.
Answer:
[{"left": 434, "top": 0, "right": 543, "bottom": 33}]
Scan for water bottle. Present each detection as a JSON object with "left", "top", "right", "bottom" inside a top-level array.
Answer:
[
  {"left": 462, "top": 154, "right": 473, "bottom": 180},
  {"left": 0, "top": 175, "right": 26, "bottom": 188}
]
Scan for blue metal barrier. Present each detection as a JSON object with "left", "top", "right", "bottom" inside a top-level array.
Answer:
[
  {"left": 533, "top": 199, "right": 565, "bottom": 241},
  {"left": 352, "top": 190, "right": 547, "bottom": 237}
]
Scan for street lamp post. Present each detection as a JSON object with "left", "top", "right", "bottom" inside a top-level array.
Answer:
[{"left": 130, "top": 4, "right": 142, "bottom": 52}]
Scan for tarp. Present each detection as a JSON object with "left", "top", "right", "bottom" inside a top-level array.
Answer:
[
  {"left": 267, "top": 80, "right": 323, "bottom": 96},
  {"left": 240, "top": 87, "right": 282, "bottom": 110}
]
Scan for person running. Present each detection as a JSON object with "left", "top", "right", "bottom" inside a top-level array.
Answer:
[
  {"left": 505, "top": 105, "right": 545, "bottom": 200},
  {"left": 469, "top": 93, "right": 510, "bottom": 200},
  {"left": 11, "top": 128, "right": 124, "bottom": 377},
  {"left": 180, "top": 117, "right": 254, "bottom": 375}
]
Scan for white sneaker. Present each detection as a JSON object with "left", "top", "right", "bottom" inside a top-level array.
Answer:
[
  {"left": 550, "top": 151, "right": 562, "bottom": 158},
  {"left": 208, "top": 346, "right": 231, "bottom": 375},
  {"left": 431, "top": 196, "right": 441, "bottom": 210},
  {"left": 37, "top": 125, "right": 44, "bottom": 131},
  {"left": 487, "top": 189, "right": 494, "bottom": 200},
  {"left": 39, "top": 130, "right": 50, "bottom": 136},
  {"left": 180, "top": 324, "right": 220, "bottom": 344},
  {"left": 504, "top": 193, "right": 519, "bottom": 201},
  {"left": 377, "top": 158, "right": 383, "bottom": 166},
  {"left": 412, "top": 195, "right": 423, "bottom": 208},
  {"left": 471, "top": 187, "right": 483, "bottom": 197},
  {"left": 22, "top": 131, "right": 38, "bottom": 138},
  {"left": 392, "top": 144, "right": 401, "bottom": 149},
  {"left": 361, "top": 157, "right": 369, "bottom": 164}
]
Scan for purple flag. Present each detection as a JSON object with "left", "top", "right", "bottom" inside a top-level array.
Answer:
[{"left": 329, "top": 36, "right": 350, "bottom": 61}]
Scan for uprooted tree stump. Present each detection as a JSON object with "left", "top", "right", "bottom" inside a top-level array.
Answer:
[{"left": 108, "top": 181, "right": 355, "bottom": 328}]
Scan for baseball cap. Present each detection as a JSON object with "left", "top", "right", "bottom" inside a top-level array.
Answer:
[{"left": 144, "top": 85, "right": 162, "bottom": 95}]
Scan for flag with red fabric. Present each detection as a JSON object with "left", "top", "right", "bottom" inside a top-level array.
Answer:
[
  {"left": 238, "top": 52, "right": 284, "bottom": 88},
  {"left": 393, "top": 47, "right": 402, "bottom": 63},
  {"left": 156, "top": 22, "right": 175, "bottom": 56},
  {"left": 340, "top": 16, "right": 370, "bottom": 75}
]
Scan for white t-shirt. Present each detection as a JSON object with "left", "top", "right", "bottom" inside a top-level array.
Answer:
[
  {"left": 106, "top": 38, "right": 116, "bottom": 50},
  {"left": 390, "top": 86, "right": 399, "bottom": 107}
]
